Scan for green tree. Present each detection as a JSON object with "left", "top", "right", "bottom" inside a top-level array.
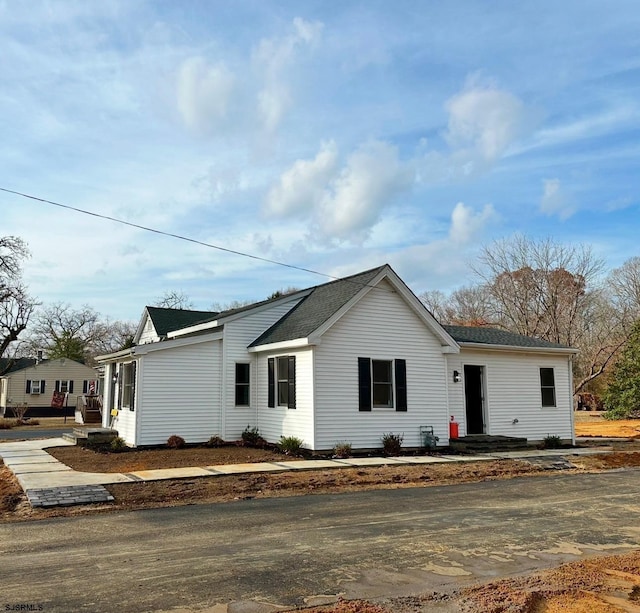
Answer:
[{"left": 603, "top": 321, "right": 640, "bottom": 420}]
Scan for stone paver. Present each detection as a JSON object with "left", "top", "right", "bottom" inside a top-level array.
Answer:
[
  {"left": 27, "top": 484, "right": 114, "bottom": 508},
  {"left": 0, "top": 436, "right": 616, "bottom": 510}
]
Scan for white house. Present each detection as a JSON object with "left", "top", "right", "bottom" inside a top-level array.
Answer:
[{"left": 96, "top": 265, "right": 576, "bottom": 450}]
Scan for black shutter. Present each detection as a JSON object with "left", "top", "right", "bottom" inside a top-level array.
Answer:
[
  {"left": 69, "top": 380, "right": 74, "bottom": 394},
  {"left": 130, "top": 362, "right": 136, "bottom": 411},
  {"left": 267, "top": 358, "right": 275, "bottom": 408},
  {"left": 55, "top": 380, "right": 60, "bottom": 392},
  {"left": 395, "top": 359, "right": 407, "bottom": 412},
  {"left": 358, "top": 357, "right": 372, "bottom": 411},
  {"left": 25, "top": 380, "right": 31, "bottom": 394},
  {"left": 83, "top": 380, "right": 88, "bottom": 394},
  {"left": 287, "top": 356, "right": 296, "bottom": 410},
  {"left": 41, "top": 380, "right": 46, "bottom": 393}
]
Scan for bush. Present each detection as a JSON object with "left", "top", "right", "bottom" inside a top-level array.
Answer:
[
  {"left": 241, "top": 425, "right": 262, "bottom": 446},
  {"left": 381, "top": 432, "right": 403, "bottom": 456},
  {"left": 278, "top": 436, "right": 304, "bottom": 455},
  {"left": 333, "top": 442, "right": 352, "bottom": 459},
  {"left": 110, "top": 436, "right": 128, "bottom": 452},
  {"left": 166, "top": 435, "right": 186, "bottom": 449},
  {"left": 205, "top": 435, "right": 225, "bottom": 448},
  {"left": 543, "top": 434, "right": 563, "bottom": 449},
  {"left": 0, "top": 419, "right": 13, "bottom": 430}
]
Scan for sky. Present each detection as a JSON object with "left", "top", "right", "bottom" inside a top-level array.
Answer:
[{"left": 2, "top": 0, "right": 640, "bottom": 322}]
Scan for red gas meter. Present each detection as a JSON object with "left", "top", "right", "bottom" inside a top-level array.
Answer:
[{"left": 449, "top": 415, "right": 459, "bottom": 439}]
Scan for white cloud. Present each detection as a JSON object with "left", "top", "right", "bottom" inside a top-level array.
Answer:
[
  {"left": 266, "top": 140, "right": 339, "bottom": 215},
  {"left": 449, "top": 202, "right": 497, "bottom": 244},
  {"left": 445, "top": 80, "right": 533, "bottom": 163},
  {"left": 265, "top": 139, "right": 412, "bottom": 242},
  {"left": 317, "top": 140, "right": 412, "bottom": 240},
  {"left": 540, "top": 178, "right": 576, "bottom": 219},
  {"left": 176, "top": 57, "right": 236, "bottom": 133},
  {"left": 253, "top": 17, "right": 323, "bottom": 133}
]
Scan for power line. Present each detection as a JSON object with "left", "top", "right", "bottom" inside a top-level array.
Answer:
[
  {"left": 0, "top": 187, "right": 391, "bottom": 292},
  {"left": 1, "top": 186, "right": 337, "bottom": 280}
]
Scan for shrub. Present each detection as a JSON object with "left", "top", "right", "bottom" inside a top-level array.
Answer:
[
  {"left": 0, "top": 419, "right": 13, "bottom": 430},
  {"left": 278, "top": 436, "right": 304, "bottom": 455},
  {"left": 543, "top": 434, "right": 563, "bottom": 449},
  {"left": 205, "top": 435, "right": 225, "bottom": 448},
  {"left": 241, "top": 425, "right": 262, "bottom": 446},
  {"left": 381, "top": 432, "right": 403, "bottom": 456},
  {"left": 166, "top": 435, "right": 186, "bottom": 449},
  {"left": 110, "top": 436, "right": 128, "bottom": 452},
  {"left": 24, "top": 419, "right": 39, "bottom": 426},
  {"left": 8, "top": 403, "right": 28, "bottom": 422},
  {"left": 333, "top": 442, "right": 352, "bottom": 458}
]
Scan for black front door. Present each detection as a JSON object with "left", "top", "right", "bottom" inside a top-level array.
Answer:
[{"left": 464, "top": 365, "right": 484, "bottom": 435}]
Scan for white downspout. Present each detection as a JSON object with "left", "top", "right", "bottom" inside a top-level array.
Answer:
[{"left": 568, "top": 354, "right": 576, "bottom": 445}]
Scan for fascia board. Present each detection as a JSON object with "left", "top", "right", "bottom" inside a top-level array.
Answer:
[
  {"left": 132, "top": 307, "right": 150, "bottom": 345},
  {"left": 247, "top": 337, "right": 312, "bottom": 353},
  {"left": 458, "top": 342, "right": 578, "bottom": 355},
  {"left": 135, "top": 331, "right": 224, "bottom": 354}
]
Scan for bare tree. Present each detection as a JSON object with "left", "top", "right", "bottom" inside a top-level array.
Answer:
[
  {"left": 153, "top": 290, "right": 194, "bottom": 310},
  {"left": 28, "top": 303, "right": 135, "bottom": 364},
  {"left": 447, "top": 285, "right": 494, "bottom": 326},
  {"left": 419, "top": 289, "right": 450, "bottom": 322},
  {"left": 0, "top": 237, "right": 36, "bottom": 371},
  {"left": 475, "top": 235, "right": 603, "bottom": 345}
]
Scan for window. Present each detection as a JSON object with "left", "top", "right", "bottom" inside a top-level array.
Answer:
[
  {"left": 540, "top": 367, "right": 556, "bottom": 407},
  {"left": 235, "top": 363, "right": 250, "bottom": 406},
  {"left": 372, "top": 360, "right": 393, "bottom": 407},
  {"left": 26, "top": 380, "right": 45, "bottom": 395},
  {"left": 83, "top": 380, "right": 98, "bottom": 395},
  {"left": 358, "top": 358, "right": 407, "bottom": 412},
  {"left": 120, "top": 362, "right": 136, "bottom": 411},
  {"left": 268, "top": 356, "right": 296, "bottom": 409},
  {"left": 55, "top": 380, "right": 73, "bottom": 394}
]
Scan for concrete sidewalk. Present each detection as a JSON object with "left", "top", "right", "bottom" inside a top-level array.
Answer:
[{"left": 0, "top": 438, "right": 612, "bottom": 509}]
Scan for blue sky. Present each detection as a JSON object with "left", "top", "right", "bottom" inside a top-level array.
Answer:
[{"left": 2, "top": 1, "right": 640, "bottom": 321}]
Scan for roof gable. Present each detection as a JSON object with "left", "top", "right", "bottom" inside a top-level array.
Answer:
[
  {"left": 249, "top": 265, "right": 458, "bottom": 350},
  {"left": 142, "top": 306, "right": 220, "bottom": 339}
]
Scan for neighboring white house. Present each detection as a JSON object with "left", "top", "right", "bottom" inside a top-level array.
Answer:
[
  {"left": 96, "top": 265, "right": 577, "bottom": 450},
  {"left": 0, "top": 357, "right": 99, "bottom": 418}
]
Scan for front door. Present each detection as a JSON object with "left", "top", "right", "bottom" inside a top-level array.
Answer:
[{"left": 464, "top": 365, "right": 485, "bottom": 435}]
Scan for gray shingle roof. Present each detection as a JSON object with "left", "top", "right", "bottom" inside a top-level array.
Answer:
[
  {"left": 443, "top": 325, "right": 572, "bottom": 349},
  {"left": 146, "top": 307, "right": 219, "bottom": 337},
  {"left": 249, "top": 266, "right": 386, "bottom": 347},
  {"left": 0, "top": 357, "right": 38, "bottom": 375}
]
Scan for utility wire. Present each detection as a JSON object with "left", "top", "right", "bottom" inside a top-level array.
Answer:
[{"left": 0, "top": 187, "right": 391, "bottom": 292}]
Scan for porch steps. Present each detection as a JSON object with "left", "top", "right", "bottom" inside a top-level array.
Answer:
[
  {"left": 449, "top": 435, "right": 529, "bottom": 453},
  {"left": 62, "top": 428, "right": 118, "bottom": 446}
]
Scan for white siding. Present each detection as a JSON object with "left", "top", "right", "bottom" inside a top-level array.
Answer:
[
  {"left": 222, "top": 298, "right": 306, "bottom": 441},
  {"left": 447, "top": 349, "right": 573, "bottom": 441},
  {"left": 1, "top": 359, "right": 98, "bottom": 410},
  {"left": 314, "top": 280, "right": 450, "bottom": 451},
  {"left": 255, "top": 348, "right": 315, "bottom": 447},
  {"left": 136, "top": 340, "right": 222, "bottom": 446}
]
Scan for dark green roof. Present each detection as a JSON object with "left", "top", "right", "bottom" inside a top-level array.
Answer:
[
  {"left": 0, "top": 357, "right": 39, "bottom": 375},
  {"left": 146, "top": 307, "right": 219, "bottom": 337},
  {"left": 249, "top": 266, "right": 386, "bottom": 347},
  {"left": 443, "top": 325, "right": 572, "bottom": 349}
]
